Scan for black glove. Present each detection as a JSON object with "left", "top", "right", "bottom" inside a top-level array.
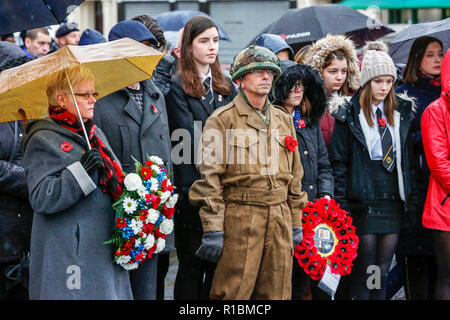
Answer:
[
  {"left": 293, "top": 227, "right": 303, "bottom": 247},
  {"left": 195, "top": 231, "right": 224, "bottom": 263},
  {"left": 80, "top": 148, "right": 103, "bottom": 175}
]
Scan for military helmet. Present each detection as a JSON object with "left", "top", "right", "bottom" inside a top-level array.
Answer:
[{"left": 229, "top": 45, "right": 282, "bottom": 82}]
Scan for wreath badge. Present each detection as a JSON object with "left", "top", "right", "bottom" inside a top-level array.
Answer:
[{"left": 294, "top": 198, "right": 359, "bottom": 281}]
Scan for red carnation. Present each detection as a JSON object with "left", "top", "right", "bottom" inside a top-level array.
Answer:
[
  {"left": 162, "top": 205, "right": 175, "bottom": 219},
  {"left": 145, "top": 194, "right": 161, "bottom": 209},
  {"left": 146, "top": 160, "right": 153, "bottom": 167},
  {"left": 154, "top": 227, "right": 167, "bottom": 239},
  {"left": 142, "top": 223, "right": 154, "bottom": 235},
  {"left": 285, "top": 136, "right": 298, "bottom": 151},
  {"left": 61, "top": 142, "right": 73, "bottom": 152}
]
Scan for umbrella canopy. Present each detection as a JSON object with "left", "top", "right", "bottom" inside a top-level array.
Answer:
[
  {"left": 0, "top": 0, "right": 84, "bottom": 35},
  {"left": 0, "top": 37, "right": 163, "bottom": 123},
  {"left": 155, "top": 10, "right": 231, "bottom": 41},
  {"left": 388, "top": 18, "right": 450, "bottom": 65},
  {"left": 248, "top": 4, "right": 394, "bottom": 52}
]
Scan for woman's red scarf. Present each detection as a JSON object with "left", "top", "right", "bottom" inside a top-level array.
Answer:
[{"left": 49, "top": 105, "right": 124, "bottom": 200}]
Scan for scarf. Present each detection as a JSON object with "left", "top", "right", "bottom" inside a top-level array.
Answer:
[
  {"left": 293, "top": 107, "right": 302, "bottom": 130},
  {"left": 418, "top": 70, "right": 441, "bottom": 89},
  {"left": 49, "top": 105, "right": 124, "bottom": 201}
]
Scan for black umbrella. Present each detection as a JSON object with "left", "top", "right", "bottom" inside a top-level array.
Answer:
[
  {"left": 0, "top": 0, "right": 84, "bottom": 35},
  {"left": 388, "top": 18, "right": 450, "bottom": 65},
  {"left": 248, "top": 4, "right": 394, "bottom": 53}
]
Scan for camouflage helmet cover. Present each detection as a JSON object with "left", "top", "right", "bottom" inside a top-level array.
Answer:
[{"left": 230, "top": 45, "right": 282, "bottom": 82}]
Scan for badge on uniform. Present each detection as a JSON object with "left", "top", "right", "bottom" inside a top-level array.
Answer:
[
  {"left": 218, "top": 94, "right": 223, "bottom": 102},
  {"left": 152, "top": 104, "right": 158, "bottom": 114}
]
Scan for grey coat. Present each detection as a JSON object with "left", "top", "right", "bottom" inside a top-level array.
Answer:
[
  {"left": 93, "top": 79, "right": 173, "bottom": 300},
  {"left": 22, "top": 117, "right": 133, "bottom": 300}
]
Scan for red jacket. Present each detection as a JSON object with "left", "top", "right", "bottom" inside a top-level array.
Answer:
[{"left": 421, "top": 51, "right": 450, "bottom": 231}]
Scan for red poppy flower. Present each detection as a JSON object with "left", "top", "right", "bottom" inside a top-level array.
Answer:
[
  {"left": 140, "top": 166, "right": 152, "bottom": 180},
  {"left": 285, "top": 136, "right": 298, "bottom": 151},
  {"left": 61, "top": 142, "right": 73, "bottom": 152},
  {"left": 298, "top": 119, "right": 306, "bottom": 129},
  {"left": 378, "top": 118, "right": 386, "bottom": 128}
]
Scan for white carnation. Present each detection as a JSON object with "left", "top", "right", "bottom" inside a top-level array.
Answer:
[
  {"left": 149, "top": 178, "right": 159, "bottom": 192},
  {"left": 155, "top": 238, "right": 166, "bottom": 254},
  {"left": 123, "top": 263, "right": 139, "bottom": 270},
  {"left": 160, "top": 191, "right": 171, "bottom": 204},
  {"left": 145, "top": 209, "right": 160, "bottom": 224},
  {"left": 165, "top": 193, "right": 179, "bottom": 209},
  {"left": 116, "top": 255, "right": 131, "bottom": 265},
  {"left": 123, "top": 197, "right": 138, "bottom": 214},
  {"left": 149, "top": 156, "right": 164, "bottom": 166},
  {"left": 144, "top": 234, "right": 155, "bottom": 250},
  {"left": 159, "top": 218, "right": 174, "bottom": 235},
  {"left": 129, "top": 219, "right": 143, "bottom": 235},
  {"left": 151, "top": 165, "right": 161, "bottom": 175},
  {"left": 124, "top": 173, "right": 142, "bottom": 191}
]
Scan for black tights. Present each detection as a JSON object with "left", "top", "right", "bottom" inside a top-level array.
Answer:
[
  {"left": 432, "top": 230, "right": 450, "bottom": 300},
  {"left": 348, "top": 233, "right": 399, "bottom": 300}
]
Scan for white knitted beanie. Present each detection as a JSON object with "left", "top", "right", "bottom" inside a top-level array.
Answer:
[{"left": 360, "top": 41, "right": 397, "bottom": 87}]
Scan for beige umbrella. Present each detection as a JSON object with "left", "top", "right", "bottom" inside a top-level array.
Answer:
[{"left": 0, "top": 37, "right": 163, "bottom": 147}]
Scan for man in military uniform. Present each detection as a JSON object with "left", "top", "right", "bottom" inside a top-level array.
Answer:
[{"left": 189, "top": 46, "right": 308, "bottom": 300}]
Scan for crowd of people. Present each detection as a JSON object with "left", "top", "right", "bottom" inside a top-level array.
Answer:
[{"left": 0, "top": 14, "right": 448, "bottom": 301}]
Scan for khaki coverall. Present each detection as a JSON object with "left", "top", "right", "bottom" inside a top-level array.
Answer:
[{"left": 189, "top": 93, "right": 308, "bottom": 300}]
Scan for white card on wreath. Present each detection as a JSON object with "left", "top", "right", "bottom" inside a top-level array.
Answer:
[{"left": 318, "top": 263, "right": 341, "bottom": 298}]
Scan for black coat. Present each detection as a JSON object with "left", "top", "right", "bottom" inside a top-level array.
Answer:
[
  {"left": 395, "top": 80, "right": 441, "bottom": 256},
  {"left": 273, "top": 62, "right": 333, "bottom": 202},
  {"left": 0, "top": 121, "right": 33, "bottom": 263},
  {"left": 328, "top": 91, "right": 416, "bottom": 215},
  {"left": 165, "top": 74, "right": 237, "bottom": 193}
]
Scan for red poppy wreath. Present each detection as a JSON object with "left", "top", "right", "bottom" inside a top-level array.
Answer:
[{"left": 294, "top": 198, "right": 359, "bottom": 280}]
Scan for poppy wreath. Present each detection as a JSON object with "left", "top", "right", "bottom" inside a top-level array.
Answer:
[{"left": 294, "top": 198, "right": 359, "bottom": 280}]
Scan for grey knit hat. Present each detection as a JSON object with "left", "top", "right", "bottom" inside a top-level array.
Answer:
[{"left": 360, "top": 41, "right": 396, "bottom": 87}]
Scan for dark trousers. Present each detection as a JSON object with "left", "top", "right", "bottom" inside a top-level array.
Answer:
[
  {"left": 156, "top": 252, "right": 171, "bottom": 300},
  {"left": 173, "top": 193, "right": 216, "bottom": 300},
  {"left": 0, "top": 262, "right": 29, "bottom": 300}
]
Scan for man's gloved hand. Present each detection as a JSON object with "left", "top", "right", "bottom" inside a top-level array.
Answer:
[
  {"left": 80, "top": 148, "right": 103, "bottom": 175},
  {"left": 195, "top": 231, "right": 224, "bottom": 263},
  {"left": 293, "top": 227, "right": 303, "bottom": 248}
]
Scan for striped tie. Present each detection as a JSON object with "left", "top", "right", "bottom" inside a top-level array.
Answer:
[
  {"left": 203, "top": 77, "right": 214, "bottom": 106},
  {"left": 376, "top": 108, "right": 395, "bottom": 172}
]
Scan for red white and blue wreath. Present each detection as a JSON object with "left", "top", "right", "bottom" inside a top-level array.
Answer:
[
  {"left": 294, "top": 198, "right": 359, "bottom": 280},
  {"left": 104, "top": 155, "right": 178, "bottom": 270}
]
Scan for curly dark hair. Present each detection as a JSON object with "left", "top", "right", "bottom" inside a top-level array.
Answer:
[
  {"left": 132, "top": 14, "right": 167, "bottom": 52},
  {"left": 273, "top": 63, "right": 327, "bottom": 123}
]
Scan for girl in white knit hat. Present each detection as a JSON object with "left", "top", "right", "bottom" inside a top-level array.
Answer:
[{"left": 328, "top": 41, "right": 417, "bottom": 300}]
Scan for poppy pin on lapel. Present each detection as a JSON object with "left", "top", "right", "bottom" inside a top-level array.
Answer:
[{"left": 152, "top": 104, "right": 158, "bottom": 114}]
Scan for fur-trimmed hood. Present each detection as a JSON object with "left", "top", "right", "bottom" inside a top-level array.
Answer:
[
  {"left": 272, "top": 62, "right": 327, "bottom": 123},
  {"left": 302, "top": 34, "right": 361, "bottom": 92},
  {"left": 328, "top": 89, "right": 418, "bottom": 121}
]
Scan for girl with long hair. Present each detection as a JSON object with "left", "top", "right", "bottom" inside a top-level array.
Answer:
[
  {"left": 328, "top": 42, "right": 416, "bottom": 300},
  {"left": 395, "top": 36, "right": 444, "bottom": 300},
  {"left": 164, "top": 15, "right": 237, "bottom": 300}
]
